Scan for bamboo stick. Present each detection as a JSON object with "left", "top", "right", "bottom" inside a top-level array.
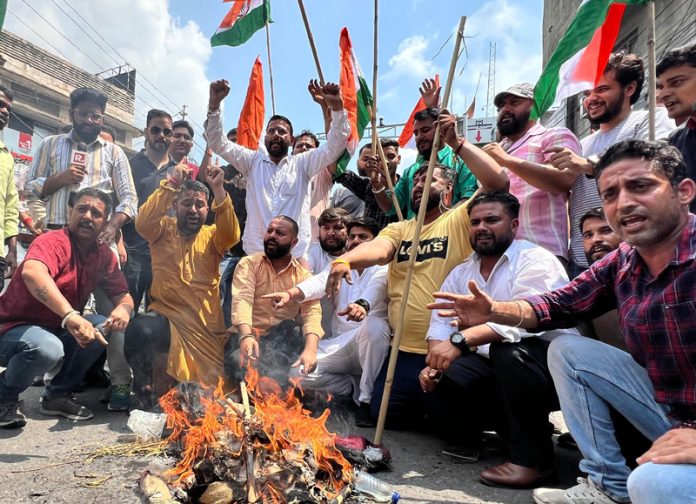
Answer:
[
  {"left": 373, "top": 16, "right": 467, "bottom": 445},
  {"left": 265, "top": 21, "right": 277, "bottom": 115},
  {"left": 297, "top": 0, "right": 325, "bottom": 85},
  {"left": 240, "top": 381, "right": 259, "bottom": 503},
  {"left": 375, "top": 138, "right": 404, "bottom": 221},
  {"left": 646, "top": 1, "right": 656, "bottom": 141}
]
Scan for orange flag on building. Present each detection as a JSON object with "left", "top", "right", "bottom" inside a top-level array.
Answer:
[
  {"left": 236, "top": 56, "right": 265, "bottom": 150},
  {"left": 397, "top": 74, "right": 439, "bottom": 148}
]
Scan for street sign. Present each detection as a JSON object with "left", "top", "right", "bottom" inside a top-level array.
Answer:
[{"left": 465, "top": 116, "right": 497, "bottom": 145}]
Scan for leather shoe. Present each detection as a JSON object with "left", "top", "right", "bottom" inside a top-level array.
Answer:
[{"left": 479, "top": 461, "right": 555, "bottom": 489}]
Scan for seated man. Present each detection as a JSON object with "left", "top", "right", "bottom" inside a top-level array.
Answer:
[
  {"left": 264, "top": 218, "right": 390, "bottom": 426},
  {"left": 428, "top": 141, "right": 696, "bottom": 504},
  {"left": 0, "top": 188, "right": 133, "bottom": 428},
  {"left": 423, "top": 191, "right": 579, "bottom": 488},
  {"left": 225, "top": 216, "right": 323, "bottom": 388},
  {"left": 325, "top": 110, "right": 508, "bottom": 428},
  {"left": 125, "top": 162, "right": 239, "bottom": 409},
  {"left": 307, "top": 207, "right": 350, "bottom": 273}
]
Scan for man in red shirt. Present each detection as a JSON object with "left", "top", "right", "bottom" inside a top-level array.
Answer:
[{"left": 0, "top": 188, "right": 133, "bottom": 429}]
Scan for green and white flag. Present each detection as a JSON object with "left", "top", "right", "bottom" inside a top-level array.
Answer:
[
  {"left": 531, "top": 0, "right": 649, "bottom": 119},
  {"left": 211, "top": 0, "right": 271, "bottom": 48}
]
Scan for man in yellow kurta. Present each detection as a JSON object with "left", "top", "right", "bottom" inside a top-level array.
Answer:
[{"left": 125, "top": 161, "right": 239, "bottom": 408}]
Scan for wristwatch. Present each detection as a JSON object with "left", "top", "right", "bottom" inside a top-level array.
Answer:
[
  {"left": 354, "top": 298, "right": 371, "bottom": 314},
  {"left": 449, "top": 331, "right": 475, "bottom": 354},
  {"left": 585, "top": 154, "right": 600, "bottom": 179}
]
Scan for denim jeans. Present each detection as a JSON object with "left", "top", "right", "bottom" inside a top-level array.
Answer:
[
  {"left": 0, "top": 314, "right": 106, "bottom": 401},
  {"left": 627, "top": 461, "right": 696, "bottom": 504},
  {"left": 548, "top": 336, "right": 673, "bottom": 502}
]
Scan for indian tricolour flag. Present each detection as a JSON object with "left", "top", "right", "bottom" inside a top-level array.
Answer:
[
  {"left": 211, "top": 0, "right": 271, "bottom": 48},
  {"left": 531, "top": 0, "right": 649, "bottom": 119},
  {"left": 336, "top": 27, "right": 373, "bottom": 176}
]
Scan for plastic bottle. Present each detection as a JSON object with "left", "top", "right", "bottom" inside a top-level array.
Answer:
[
  {"left": 127, "top": 409, "right": 167, "bottom": 441},
  {"left": 353, "top": 470, "right": 400, "bottom": 503}
]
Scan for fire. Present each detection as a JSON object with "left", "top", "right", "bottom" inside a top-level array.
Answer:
[{"left": 159, "top": 367, "right": 354, "bottom": 501}]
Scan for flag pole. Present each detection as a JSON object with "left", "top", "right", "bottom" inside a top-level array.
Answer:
[
  {"left": 373, "top": 15, "right": 467, "bottom": 445},
  {"left": 265, "top": 20, "right": 277, "bottom": 115},
  {"left": 297, "top": 0, "right": 325, "bottom": 85},
  {"left": 646, "top": 0, "right": 656, "bottom": 141},
  {"left": 368, "top": 0, "right": 401, "bottom": 220}
]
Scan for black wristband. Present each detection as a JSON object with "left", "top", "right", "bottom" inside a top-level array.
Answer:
[{"left": 354, "top": 298, "right": 371, "bottom": 313}]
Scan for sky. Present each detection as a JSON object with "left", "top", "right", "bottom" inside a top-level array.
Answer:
[{"left": 4, "top": 0, "right": 544, "bottom": 167}]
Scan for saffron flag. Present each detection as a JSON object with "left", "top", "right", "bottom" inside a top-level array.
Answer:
[
  {"left": 397, "top": 74, "right": 440, "bottom": 148},
  {"left": 236, "top": 57, "right": 265, "bottom": 150},
  {"left": 465, "top": 96, "right": 476, "bottom": 119},
  {"left": 531, "top": 0, "right": 649, "bottom": 119},
  {"left": 336, "top": 27, "right": 373, "bottom": 176},
  {"left": 211, "top": 0, "right": 270, "bottom": 48}
]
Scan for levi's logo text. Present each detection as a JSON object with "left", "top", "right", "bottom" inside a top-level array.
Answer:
[{"left": 397, "top": 237, "right": 448, "bottom": 263}]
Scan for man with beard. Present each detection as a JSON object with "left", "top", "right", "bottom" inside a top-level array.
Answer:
[
  {"left": 481, "top": 83, "right": 581, "bottom": 263},
  {"left": 27, "top": 88, "right": 136, "bottom": 241},
  {"left": 335, "top": 140, "right": 403, "bottom": 229},
  {"left": 206, "top": 79, "right": 349, "bottom": 260},
  {"left": 0, "top": 188, "right": 133, "bottom": 427},
  {"left": 422, "top": 191, "right": 578, "bottom": 488},
  {"left": 548, "top": 52, "right": 675, "bottom": 274},
  {"left": 373, "top": 79, "right": 478, "bottom": 219},
  {"left": 226, "top": 216, "right": 323, "bottom": 388},
  {"left": 325, "top": 111, "right": 508, "bottom": 428},
  {"left": 307, "top": 207, "right": 350, "bottom": 273},
  {"left": 428, "top": 141, "right": 696, "bottom": 504},
  {"left": 658, "top": 43, "right": 696, "bottom": 203},
  {"left": 265, "top": 217, "right": 389, "bottom": 426},
  {"left": 121, "top": 109, "right": 178, "bottom": 313},
  {"left": 124, "top": 162, "right": 240, "bottom": 410}
]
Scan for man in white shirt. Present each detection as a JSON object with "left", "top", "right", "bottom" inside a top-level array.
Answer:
[
  {"left": 548, "top": 52, "right": 675, "bottom": 274},
  {"left": 264, "top": 217, "right": 389, "bottom": 427},
  {"left": 423, "top": 191, "right": 579, "bottom": 489},
  {"left": 306, "top": 207, "right": 350, "bottom": 273},
  {"left": 206, "top": 80, "right": 350, "bottom": 259}
]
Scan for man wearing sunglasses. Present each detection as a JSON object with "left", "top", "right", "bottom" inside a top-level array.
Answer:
[
  {"left": 121, "top": 109, "right": 178, "bottom": 314},
  {"left": 27, "top": 87, "right": 136, "bottom": 245}
]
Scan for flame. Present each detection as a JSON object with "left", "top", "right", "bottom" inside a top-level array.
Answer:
[{"left": 159, "top": 368, "right": 353, "bottom": 498}]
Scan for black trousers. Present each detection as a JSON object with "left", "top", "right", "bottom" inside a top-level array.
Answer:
[
  {"left": 122, "top": 252, "right": 152, "bottom": 314},
  {"left": 436, "top": 338, "right": 558, "bottom": 468},
  {"left": 223, "top": 320, "right": 304, "bottom": 390},
  {"left": 124, "top": 312, "right": 171, "bottom": 399}
]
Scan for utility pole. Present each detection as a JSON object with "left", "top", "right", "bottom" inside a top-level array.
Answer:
[
  {"left": 179, "top": 104, "right": 188, "bottom": 120},
  {"left": 485, "top": 41, "right": 496, "bottom": 116}
]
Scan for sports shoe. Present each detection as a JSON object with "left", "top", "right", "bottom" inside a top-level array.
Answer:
[
  {"left": 0, "top": 400, "right": 27, "bottom": 429},
  {"left": 40, "top": 395, "right": 94, "bottom": 421},
  {"left": 533, "top": 477, "right": 621, "bottom": 504},
  {"left": 108, "top": 384, "right": 131, "bottom": 412}
]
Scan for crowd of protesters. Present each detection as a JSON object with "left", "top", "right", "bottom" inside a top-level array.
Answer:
[{"left": 0, "top": 42, "right": 695, "bottom": 504}]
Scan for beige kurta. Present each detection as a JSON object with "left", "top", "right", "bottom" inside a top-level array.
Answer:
[{"left": 136, "top": 180, "right": 240, "bottom": 383}]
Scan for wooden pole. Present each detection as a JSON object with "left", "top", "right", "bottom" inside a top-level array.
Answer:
[
  {"left": 373, "top": 16, "right": 467, "bottom": 445},
  {"left": 297, "top": 0, "right": 325, "bottom": 85},
  {"left": 646, "top": 1, "right": 656, "bottom": 141},
  {"left": 375, "top": 138, "right": 404, "bottom": 221},
  {"left": 265, "top": 21, "right": 277, "bottom": 115},
  {"left": 370, "top": 0, "right": 379, "bottom": 150}
]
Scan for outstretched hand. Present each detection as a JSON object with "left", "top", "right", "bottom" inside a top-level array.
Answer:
[
  {"left": 337, "top": 303, "right": 367, "bottom": 322},
  {"left": 325, "top": 261, "right": 352, "bottom": 298},
  {"left": 420, "top": 78, "right": 441, "bottom": 109},
  {"left": 261, "top": 291, "right": 292, "bottom": 310},
  {"left": 436, "top": 109, "right": 459, "bottom": 149},
  {"left": 427, "top": 281, "right": 494, "bottom": 327},
  {"left": 308, "top": 79, "right": 326, "bottom": 107}
]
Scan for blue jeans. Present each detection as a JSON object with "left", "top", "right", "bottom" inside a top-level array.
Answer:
[
  {"left": 628, "top": 462, "right": 696, "bottom": 504},
  {"left": 0, "top": 314, "right": 106, "bottom": 401},
  {"left": 548, "top": 336, "right": 673, "bottom": 502}
]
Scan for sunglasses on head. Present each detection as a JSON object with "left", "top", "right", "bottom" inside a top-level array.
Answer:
[{"left": 149, "top": 126, "right": 173, "bottom": 137}]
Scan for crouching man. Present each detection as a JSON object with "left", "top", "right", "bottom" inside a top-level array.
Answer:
[
  {"left": 125, "top": 162, "right": 239, "bottom": 410},
  {"left": 0, "top": 188, "right": 133, "bottom": 428},
  {"left": 264, "top": 218, "right": 390, "bottom": 426},
  {"left": 225, "top": 216, "right": 323, "bottom": 389}
]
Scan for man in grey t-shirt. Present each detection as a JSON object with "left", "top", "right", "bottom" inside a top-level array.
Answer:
[{"left": 548, "top": 52, "right": 674, "bottom": 273}]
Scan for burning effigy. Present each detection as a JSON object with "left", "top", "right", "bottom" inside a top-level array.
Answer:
[{"left": 136, "top": 366, "right": 394, "bottom": 504}]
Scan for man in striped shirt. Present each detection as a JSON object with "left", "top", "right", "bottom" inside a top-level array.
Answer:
[{"left": 26, "top": 87, "right": 137, "bottom": 244}]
